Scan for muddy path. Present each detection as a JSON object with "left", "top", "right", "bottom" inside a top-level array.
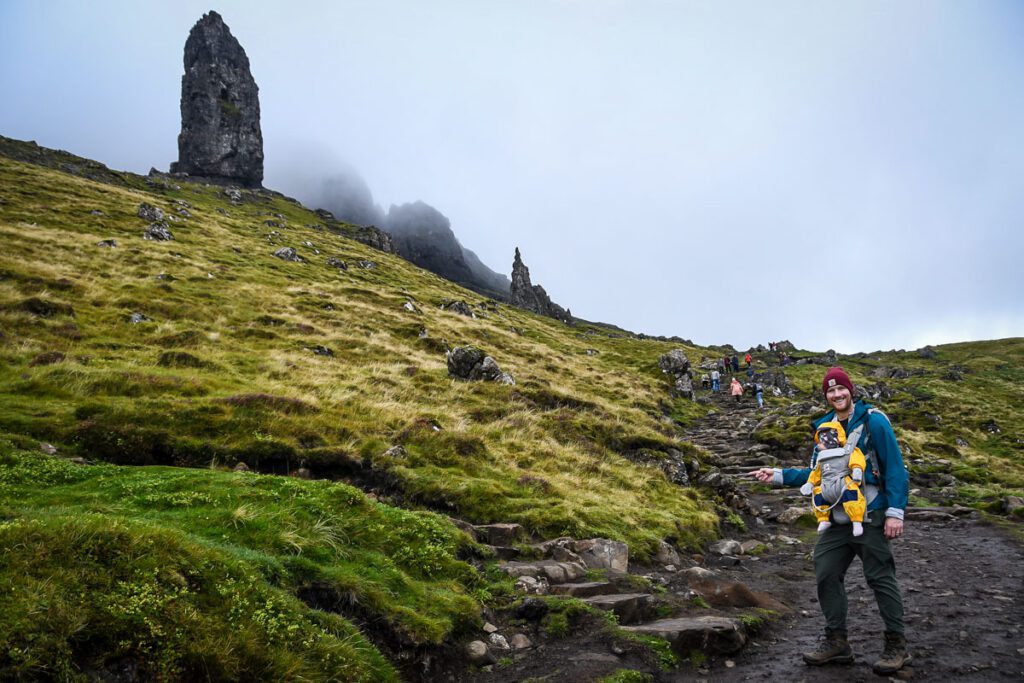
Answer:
[{"left": 458, "top": 393, "right": 1024, "bottom": 683}]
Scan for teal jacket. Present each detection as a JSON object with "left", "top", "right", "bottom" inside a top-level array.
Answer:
[{"left": 778, "top": 400, "right": 909, "bottom": 519}]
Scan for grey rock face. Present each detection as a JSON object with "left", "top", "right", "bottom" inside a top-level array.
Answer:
[
  {"left": 170, "top": 11, "right": 263, "bottom": 187},
  {"left": 509, "top": 247, "right": 570, "bottom": 322}
]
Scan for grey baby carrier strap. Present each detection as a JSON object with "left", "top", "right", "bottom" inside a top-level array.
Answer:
[{"left": 818, "top": 421, "right": 877, "bottom": 524}]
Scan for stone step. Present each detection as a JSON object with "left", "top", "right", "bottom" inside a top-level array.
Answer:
[
  {"left": 548, "top": 581, "right": 618, "bottom": 598},
  {"left": 581, "top": 592, "right": 654, "bottom": 625},
  {"left": 621, "top": 616, "right": 747, "bottom": 655},
  {"left": 499, "top": 560, "right": 586, "bottom": 585}
]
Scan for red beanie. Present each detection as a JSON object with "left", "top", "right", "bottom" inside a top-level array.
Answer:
[{"left": 822, "top": 367, "right": 854, "bottom": 395}]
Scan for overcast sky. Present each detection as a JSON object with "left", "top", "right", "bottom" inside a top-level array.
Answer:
[{"left": 2, "top": 1, "right": 1022, "bottom": 352}]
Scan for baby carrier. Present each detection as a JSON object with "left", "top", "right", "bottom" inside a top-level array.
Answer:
[{"left": 801, "top": 420, "right": 869, "bottom": 535}]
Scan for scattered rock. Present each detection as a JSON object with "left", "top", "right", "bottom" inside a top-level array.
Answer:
[
  {"left": 357, "top": 260, "right": 376, "bottom": 269},
  {"left": 40, "top": 443, "right": 58, "bottom": 455},
  {"left": 326, "top": 256, "right": 347, "bottom": 270},
  {"left": 128, "top": 312, "right": 152, "bottom": 324},
  {"left": 708, "top": 539, "right": 742, "bottom": 556},
  {"left": 143, "top": 222, "right": 174, "bottom": 241},
  {"left": 573, "top": 538, "right": 629, "bottom": 572},
  {"left": 655, "top": 540, "right": 681, "bottom": 567},
  {"left": 981, "top": 420, "right": 1001, "bottom": 434},
  {"left": 446, "top": 346, "right": 515, "bottom": 384},
  {"left": 514, "top": 575, "right": 549, "bottom": 595},
  {"left": 233, "top": 462, "right": 251, "bottom": 472},
  {"left": 918, "top": 345, "right": 937, "bottom": 359},
  {"left": 1004, "top": 496, "right": 1024, "bottom": 516},
  {"left": 482, "top": 622, "right": 498, "bottom": 634},
  {"left": 137, "top": 202, "right": 166, "bottom": 222},
  {"left": 487, "top": 633, "right": 511, "bottom": 651},
  {"left": 777, "top": 506, "right": 812, "bottom": 525},
  {"left": 273, "top": 247, "right": 303, "bottom": 262},
  {"left": 465, "top": 641, "right": 495, "bottom": 666},
  {"left": 307, "top": 345, "right": 333, "bottom": 357},
  {"left": 402, "top": 300, "right": 419, "bottom": 313},
  {"left": 96, "top": 239, "right": 117, "bottom": 248},
  {"left": 440, "top": 300, "right": 475, "bottom": 317},
  {"left": 740, "top": 539, "right": 766, "bottom": 555},
  {"left": 509, "top": 634, "right": 533, "bottom": 650}
]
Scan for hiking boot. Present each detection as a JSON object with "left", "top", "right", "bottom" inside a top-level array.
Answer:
[
  {"left": 802, "top": 630, "right": 854, "bottom": 665},
  {"left": 873, "top": 631, "right": 911, "bottom": 674}
]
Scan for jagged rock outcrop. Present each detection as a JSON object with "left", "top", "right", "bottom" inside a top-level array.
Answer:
[
  {"left": 510, "top": 248, "right": 570, "bottom": 322},
  {"left": 169, "top": 11, "right": 263, "bottom": 187}
]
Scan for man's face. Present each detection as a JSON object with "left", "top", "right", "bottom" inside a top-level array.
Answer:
[{"left": 826, "top": 384, "right": 853, "bottom": 413}]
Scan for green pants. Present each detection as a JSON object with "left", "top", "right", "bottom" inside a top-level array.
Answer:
[{"left": 813, "top": 509, "right": 904, "bottom": 634}]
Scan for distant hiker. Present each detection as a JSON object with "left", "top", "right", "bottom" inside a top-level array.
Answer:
[
  {"left": 751, "top": 367, "right": 910, "bottom": 675},
  {"left": 744, "top": 352, "right": 752, "bottom": 368},
  {"left": 710, "top": 368, "right": 721, "bottom": 392},
  {"left": 753, "top": 381, "right": 764, "bottom": 409},
  {"left": 731, "top": 354, "right": 739, "bottom": 372},
  {"left": 769, "top": 341, "right": 776, "bottom": 352},
  {"left": 730, "top": 377, "right": 743, "bottom": 403},
  {"left": 722, "top": 355, "right": 730, "bottom": 374},
  {"left": 746, "top": 366, "right": 754, "bottom": 381},
  {"left": 701, "top": 373, "right": 710, "bottom": 390}
]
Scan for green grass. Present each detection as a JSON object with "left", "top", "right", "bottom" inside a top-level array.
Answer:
[
  {"left": 1, "top": 137, "right": 1022, "bottom": 677},
  {"left": 0, "top": 438, "right": 478, "bottom": 679}
]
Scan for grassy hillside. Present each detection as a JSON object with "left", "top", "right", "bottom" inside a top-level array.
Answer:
[{"left": 1, "top": 138, "right": 1021, "bottom": 678}]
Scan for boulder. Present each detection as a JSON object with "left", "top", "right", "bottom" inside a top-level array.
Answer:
[
  {"left": 137, "top": 202, "right": 165, "bottom": 222},
  {"left": 446, "top": 346, "right": 514, "bottom": 384},
  {"left": 143, "top": 222, "right": 174, "bottom": 241},
  {"left": 654, "top": 540, "right": 681, "bottom": 567},
  {"left": 96, "top": 239, "right": 118, "bottom": 248},
  {"left": 659, "top": 349, "right": 694, "bottom": 399},
  {"left": 777, "top": 506, "right": 812, "bottom": 525},
  {"left": 273, "top": 247, "right": 302, "bottom": 262},
  {"left": 465, "top": 640, "right": 495, "bottom": 666}
]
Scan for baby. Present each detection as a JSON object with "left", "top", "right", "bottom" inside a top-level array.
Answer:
[{"left": 800, "top": 420, "right": 867, "bottom": 536}]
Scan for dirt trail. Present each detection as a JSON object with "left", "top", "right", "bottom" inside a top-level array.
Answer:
[{"left": 458, "top": 389, "right": 1024, "bottom": 682}]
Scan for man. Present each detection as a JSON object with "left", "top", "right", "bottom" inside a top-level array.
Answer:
[
  {"left": 752, "top": 367, "right": 910, "bottom": 674},
  {"left": 710, "top": 368, "right": 721, "bottom": 392}
]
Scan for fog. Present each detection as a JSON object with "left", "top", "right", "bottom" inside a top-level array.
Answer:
[{"left": 2, "top": 1, "right": 1022, "bottom": 352}]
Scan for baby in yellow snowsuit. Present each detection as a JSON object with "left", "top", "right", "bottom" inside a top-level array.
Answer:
[{"left": 799, "top": 421, "right": 867, "bottom": 536}]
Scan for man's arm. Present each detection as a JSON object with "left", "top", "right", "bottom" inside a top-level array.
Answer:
[{"left": 869, "top": 413, "right": 909, "bottom": 520}]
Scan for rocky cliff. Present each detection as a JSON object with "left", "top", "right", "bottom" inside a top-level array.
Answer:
[
  {"left": 510, "top": 247, "right": 570, "bottom": 322},
  {"left": 169, "top": 11, "right": 264, "bottom": 187},
  {"left": 385, "top": 201, "right": 510, "bottom": 300}
]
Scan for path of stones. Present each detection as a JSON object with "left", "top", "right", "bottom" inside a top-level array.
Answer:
[{"left": 459, "top": 385, "right": 1024, "bottom": 682}]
